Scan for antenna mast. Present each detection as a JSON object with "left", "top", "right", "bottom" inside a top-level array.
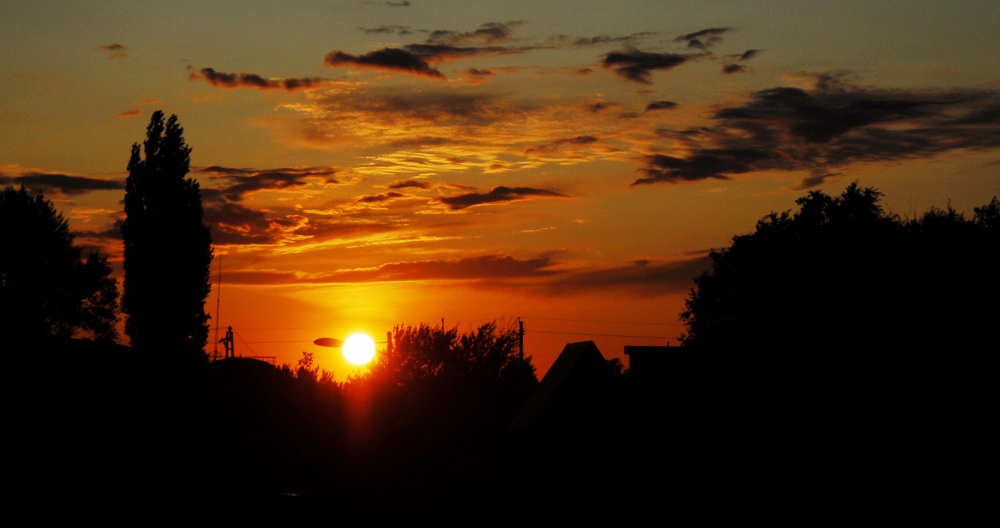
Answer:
[{"left": 213, "top": 253, "right": 222, "bottom": 360}]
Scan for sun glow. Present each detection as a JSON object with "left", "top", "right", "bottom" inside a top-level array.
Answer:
[{"left": 342, "top": 333, "right": 376, "bottom": 365}]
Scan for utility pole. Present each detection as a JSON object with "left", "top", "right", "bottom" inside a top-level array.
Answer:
[{"left": 518, "top": 318, "right": 524, "bottom": 361}]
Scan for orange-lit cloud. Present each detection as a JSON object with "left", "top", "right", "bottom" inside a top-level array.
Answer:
[{"left": 116, "top": 109, "right": 141, "bottom": 118}]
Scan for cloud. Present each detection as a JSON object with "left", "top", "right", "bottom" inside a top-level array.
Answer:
[
  {"left": 645, "top": 100, "right": 678, "bottom": 112},
  {"left": 738, "top": 49, "right": 762, "bottom": 62},
  {"left": 324, "top": 48, "right": 444, "bottom": 78},
  {"left": 190, "top": 68, "right": 326, "bottom": 91},
  {"left": 602, "top": 49, "right": 698, "bottom": 84},
  {"left": 588, "top": 102, "right": 619, "bottom": 113},
  {"left": 359, "top": 24, "right": 412, "bottom": 35},
  {"left": 633, "top": 75, "right": 1000, "bottom": 187},
  {"left": 195, "top": 165, "right": 339, "bottom": 201},
  {"left": 387, "top": 179, "right": 433, "bottom": 190},
  {"left": 116, "top": 109, "right": 141, "bottom": 118},
  {"left": 427, "top": 21, "right": 524, "bottom": 46},
  {"left": 674, "top": 27, "right": 731, "bottom": 49},
  {"left": 0, "top": 170, "right": 124, "bottom": 196},
  {"left": 223, "top": 254, "right": 554, "bottom": 285},
  {"left": 434, "top": 186, "right": 569, "bottom": 210},
  {"left": 722, "top": 64, "right": 746, "bottom": 74},
  {"left": 99, "top": 43, "right": 128, "bottom": 59},
  {"left": 570, "top": 32, "right": 655, "bottom": 48},
  {"left": 540, "top": 256, "right": 711, "bottom": 296}
]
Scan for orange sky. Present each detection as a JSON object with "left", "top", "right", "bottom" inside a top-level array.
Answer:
[{"left": 2, "top": 1, "right": 999, "bottom": 375}]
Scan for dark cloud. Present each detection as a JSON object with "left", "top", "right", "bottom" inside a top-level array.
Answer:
[
  {"left": 324, "top": 48, "right": 444, "bottom": 78},
  {"left": 435, "top": 186, "right": 569, "bottom": 210},
  {"left": 385, "top": 1, "right": 410, "bottom": 6},
  {"left": 738, "top": 49, "right": 762, "bottom": 62},
  {"left": 570, "top": 32, "right": 654, "bottom": 47},
  {"left": 674, "top": 27, "right": 731, "bottom": 49},
  {"left": 0, "top": 172, "right": 124, "bottom": 196},
  {"left": 402, "top": 43, "right": 534, "bottom": 61},
  {"left": 388, "top": 180, "right": 433, "bottom": 190},
  {"left": 354, "top": 191, "right": 406, "bottom": 204},
  {"left": 99, "top": 43, "right": 128, "bottom": 59},
  {"left": 191, "top": 68, "right": 325, "bottom": 91},
  {"left": 359, "top": 25, "right": 412, "bottom": 35},
  {"left": 602, "top": 49, "right": 697, "bottom": 84},
  {"left": 427, "top": 21, "right": 524, "bottom": 46},
  {"left": 466, "top": 68, "right": 493, "bottom": 77},
  {"left": 722, "top": 64, "right": 746, "bottom": 74},
  {"left": 634, "top": 76, "right": 1000, "bottom": 187},
  {"left": 645, "top": 100, "right": 678, "bottom": 112},
  {"left": 588, "top": 102, "right": 618, "bottom": 113},
  {"left": 195, "top": 166, "right": 339, "bottom": 201}
]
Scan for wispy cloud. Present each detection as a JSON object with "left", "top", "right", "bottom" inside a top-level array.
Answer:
[
  {"left": 674, "top": 27, "right": 731, "bottom": 50},
  {"left": 190, "top": 68, "right": 326, "bottom": 91},
  {"left": 116, "top": 109, "right": 141, "bottom": 118}
]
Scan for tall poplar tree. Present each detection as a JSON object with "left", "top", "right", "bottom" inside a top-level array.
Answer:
[{"left": 122, "top": 111, "right": 212, "bottom": 363}]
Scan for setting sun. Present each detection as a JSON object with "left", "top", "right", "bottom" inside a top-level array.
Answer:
[{"left": 342, "top": 333, "right": 376, "bottom": 365}]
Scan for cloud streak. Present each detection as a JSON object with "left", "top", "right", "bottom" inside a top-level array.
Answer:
[
  {"left": 190, "top": 68, "right": 326, "bottom": 91},
  {"left": 434, "top": 186, "right": 569, "bottom": 210}
]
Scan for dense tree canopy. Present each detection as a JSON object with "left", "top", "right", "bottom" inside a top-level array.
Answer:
[
  {"left": 122, "top": 111, "right": 213, "bottom": 363},
  {"left": 1, "top": 186, "right": 118, "bottom": 341},
  {"left": 680, "top": 183, "right": 998, "bottom": 386}
]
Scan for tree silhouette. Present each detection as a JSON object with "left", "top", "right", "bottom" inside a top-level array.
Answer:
[
  {"left": 679, "top": 182, "right": 998, "bottom": 390},
  {"left": 122, "top": 111, "right": 212, "bottom": 363},
  {"left": 1, "top": 186, "right": 118, "bottom": 341}
]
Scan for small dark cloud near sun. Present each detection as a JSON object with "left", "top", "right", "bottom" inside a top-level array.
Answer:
[
  {"left": 645, "top": 100, "right": 678, "bottom": 111},
  {"left": 191, "top": 68, "right": 326, "bottom": 91},
  {"left": 435, "top": 186, "right": 569, "bottom": 211},
  {"left": 634, "top": 74, "right": 1000, "bottom": 188},
  {"left": 602, "top": 49, "right": 698, "bottom": 84}
]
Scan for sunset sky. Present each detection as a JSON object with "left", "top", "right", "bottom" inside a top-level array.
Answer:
[{"left": 3, "top": 1, "right": 999, "bottom": 376}]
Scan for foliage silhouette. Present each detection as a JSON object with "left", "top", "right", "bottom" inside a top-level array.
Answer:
[
  {"left": 1, "top": 186, "right": 118, "bottom": 341},
  {"left": 122, "top": 111, "right": 213, "bottom": 363},
  {"left": 679, "top": 182, "right": 998, "bottom": 393}
]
